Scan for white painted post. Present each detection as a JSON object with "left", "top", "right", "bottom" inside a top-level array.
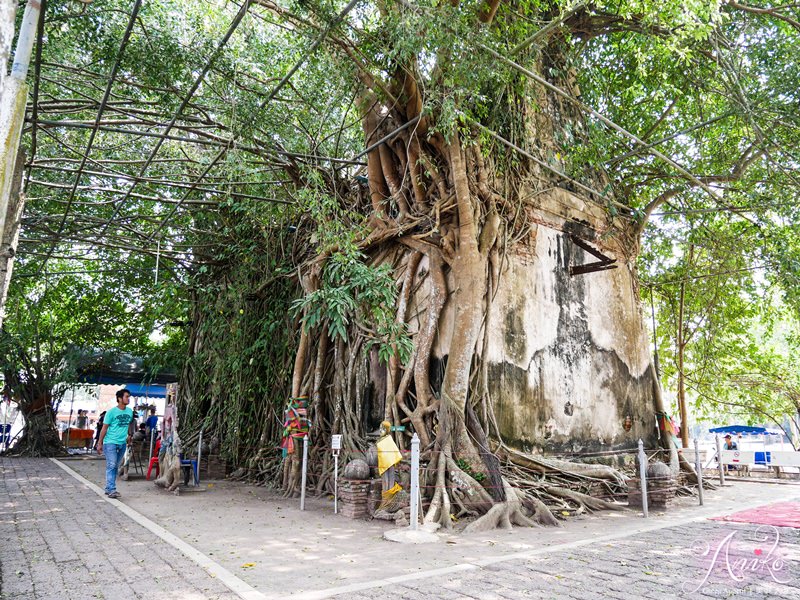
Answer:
[
  {"left": 196, "top": 429, "right": 203, "bottom": 486},
  {"left": 0, "top": 0, "right": 41, "bottom": 325},
  {"left": 410, "top": 433, "right": 420, "bottom": 530},
  {"left": 715, "top": 434, "right": 725, "bottom": 486},
  {"left": 638, "top": 439, "right": 648, "bottom": 518},
  {"left": 149, "top": 427, "right": 155, "bottom": 464},
  {"left": 694, "top": 437, "right": 704, "bottom": 506},
  {"left": 10, "top": 0, "right": 40, "bottom": 80},
  {"left": 1, "top": 399, "right": 7, "bottom": 451},
  {"left": 334, "top": 452, "right": 339, "bottom": 515},
  {"left": 300, "top": 435, "right": 309, "bottom": 511},
  {"left": 331, "top": 434, "right": 342, "bottom": 515}
]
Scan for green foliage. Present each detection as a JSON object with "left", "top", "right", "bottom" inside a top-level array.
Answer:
[
  {"left": 183, "top": 218, "right": 299, "bottom": 464},
  {"left": 12, "top": 0, "right": 800, "bottom": 456},
  {"left": 293, "top": 249, "right": 412, "bottom": 365},
  {"left": 641, "top": 213, "right": 800, "bottom": 431},
  {"left": 456, "top": 458, "right": 486, "bottom": 482},
  {"left": 0, "top": 261, "right": 179, "bottom": 406}
]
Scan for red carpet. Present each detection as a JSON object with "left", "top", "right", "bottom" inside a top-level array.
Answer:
[{"left": 712, "top": 501, "right": 800, "bottom": 528}]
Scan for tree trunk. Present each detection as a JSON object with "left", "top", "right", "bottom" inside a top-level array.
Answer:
[
  {"left": 677, "top": 245, "right": 692, "bottom": 449},
  {"left": 12, "top": 389, "right": 64, "bottom": 457}
]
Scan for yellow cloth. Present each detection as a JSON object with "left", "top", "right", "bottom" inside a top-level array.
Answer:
[
  {"left": 377, "top": 436, "right": 402, "bottom": 475},
  {"left": 381, "top": 483, "right": 403, "bottom": 499}
]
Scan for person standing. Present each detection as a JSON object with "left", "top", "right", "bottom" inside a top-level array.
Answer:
[
  {"left": 145, "top": 407, "right": 158, "bottom": 438},
  {"left": 97, "top": 389, "right": 134, "bottom": 498},
  {"left": 93, "top": 410, "right": 106, "bottom": 452}
]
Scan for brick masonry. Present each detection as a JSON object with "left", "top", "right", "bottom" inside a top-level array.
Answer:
[
  {"left": 0, "top": 458, "right": 239, "bottom": 600},
  {"left": 332, "top": 519, "right": 800, "bottom": 599},
  {"left": 338, "top": 480, "right": 370, "bottom": 519}
]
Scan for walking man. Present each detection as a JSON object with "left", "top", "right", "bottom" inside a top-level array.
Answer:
[{"left": 97, "top": 389, "right": 134, "bottom": 498}]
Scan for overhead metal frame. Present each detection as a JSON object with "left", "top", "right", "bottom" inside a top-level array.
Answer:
[{"left": 20, "top": 0, "right": 306, "bottom": 270}]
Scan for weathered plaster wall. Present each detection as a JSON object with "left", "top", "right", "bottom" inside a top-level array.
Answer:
[
  {"left": 422, "top": 187, "right": 657, "bottom": 456},
  {"left": 484, "top": 221, "right": 656, "bottom": 454},
  {"left": 492, "top": 184, "right": 656, "bottom": 454}
]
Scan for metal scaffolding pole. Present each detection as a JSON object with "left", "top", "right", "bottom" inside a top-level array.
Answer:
[{"left": 0, "top": 0, "right": 42, "bottom": 324}]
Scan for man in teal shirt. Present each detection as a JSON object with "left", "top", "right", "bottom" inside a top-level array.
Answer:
[{"left": 97, "top": 389, "right": 134, "bottom": 498}]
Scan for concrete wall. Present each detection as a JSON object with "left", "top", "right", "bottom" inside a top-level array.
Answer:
[
  {"left": 483, "top": 223, "right": 656, "bottom": 454},
  {"left": 487, "top": 189, "right": 657, "bottom": 454},
  {"left": 410, "top": 187, "right": 658, "bottom": 456}
]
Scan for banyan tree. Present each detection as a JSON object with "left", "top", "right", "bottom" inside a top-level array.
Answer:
[
  {"left": 182, "top": 0, "right": 796, "bottom": 530},
  {"left": 9, "top": 0, "right": 797, "bottom": 526},
  {"left": 262, "top": 1, "right": 669, "bottom": 531},
  {"left": 179, "top": 0, "right": 798, "bottom": 530},
  {"left": 191, "top": 0, "right": 793, "bottom": 531}
]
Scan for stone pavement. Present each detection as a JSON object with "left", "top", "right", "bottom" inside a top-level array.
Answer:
[
  {"left": 337, "top": 520, "right": 800, "bottom": 599},
  {"left": 0, "top": 458, "right": 238, "bottom": 600},
  {"left": 2, "top": 457, "right": 800, "bottom": 600}
]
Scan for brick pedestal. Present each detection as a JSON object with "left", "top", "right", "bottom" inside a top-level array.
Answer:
[
  {"left": 203, "top": 454, "right": 228, "bottom": 479},
  {"left": 339, "top": 480, "right": 370, "bottom": 519},
  {"left": 627, "top": 476, "right": 676, "bottom": 510}
]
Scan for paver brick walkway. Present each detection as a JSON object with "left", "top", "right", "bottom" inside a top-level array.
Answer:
[
  {"left": 0, "top": 458, "right": 238, "bottom": 600},
  {"left": 2, "top": 457, "right": 800, "bottom": 600},
  {"left": 338, "top": 519, "right": 800, "bottom": 599}
]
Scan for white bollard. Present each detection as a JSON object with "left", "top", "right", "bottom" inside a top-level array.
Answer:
[
  {"left": 300, "top": 435, "right": 309, "bottom": 511},
  {"left": 331, "top": 434, "right": 342, "bottom": 515},
  {"left": 638, "top": 439, "right": 648, "bottom": 518},
  {"left": 694, "top": 437, "right": 704, "bottom": 506},
  {"left": 334, "top": 452, "right": 339, "bottom": 515},
  {"left": 196, "top": 429, "right": 203, "bottom": 486},
  {"left": 410, "top": 433, "right": 420, "bottom": 530},
  {"left": 149, "top": 428, "right": 155, "bottom": 463},
  {"left": 715, "top": 434, "right": 725, "bottom": 486}
]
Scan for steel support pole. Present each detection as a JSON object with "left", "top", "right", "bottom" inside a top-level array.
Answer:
[
  {"left": 638, "top": 439, "right": 648, "bottom": 518},
  {"left": 410, "top": 433, "right": 420, "bottom": 530},
  {"left": 300, "top": 435, "right": 309, "bottom": 511},
  {"left": 334, "top": 452, "right": 339, "bottom": 515},
  {"left": 196, "top": 429, "right": 203, "bottom": 486},
  {"left": 715, "top": 434, "right": 725, "bottom": 486},
  {"left": 694, "top": 437, "right": 704, "bottom": 506}
]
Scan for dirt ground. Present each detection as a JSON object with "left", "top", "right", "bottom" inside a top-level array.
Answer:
[{"left": 60, "top": 455, "right": 800, "bottom": 598}]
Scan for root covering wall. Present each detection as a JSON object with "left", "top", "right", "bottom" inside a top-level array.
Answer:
[{"left": 430, "top": 190, "right": 658, "bottom": 456}]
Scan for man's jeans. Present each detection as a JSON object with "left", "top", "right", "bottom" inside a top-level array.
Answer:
[{"left": 103, "top": 443, "right": 126, "bottom": 494}]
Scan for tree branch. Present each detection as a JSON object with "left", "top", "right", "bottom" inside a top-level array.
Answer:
[{"left": 727, "top": 1, "right": 800, "bottom": 32}]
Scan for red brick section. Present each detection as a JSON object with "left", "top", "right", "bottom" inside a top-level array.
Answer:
[{"left": 339, "top": 480, "right": 370, "bottom": 519}]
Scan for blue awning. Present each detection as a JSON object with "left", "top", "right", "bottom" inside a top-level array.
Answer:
[
  {"left": 124, "top": 383, "right": 167, "bottom": 398},
  {"left": 708, "top": 425, "right": 773, "bottom": 435}
]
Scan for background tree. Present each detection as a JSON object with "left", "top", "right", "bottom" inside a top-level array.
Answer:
[{"left": 0, "top": 257, "right": 183, "bottom": 456}]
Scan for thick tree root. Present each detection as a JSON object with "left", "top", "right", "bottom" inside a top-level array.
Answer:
[
  {"left": 426, "top": 443, "right": 630, "bottom": 533},
  {"left": 496, "top": 444, "right": 626, "bottom": 487},
  {"left": 463, "top": 480, "right": 536, "bottom": 533}
]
